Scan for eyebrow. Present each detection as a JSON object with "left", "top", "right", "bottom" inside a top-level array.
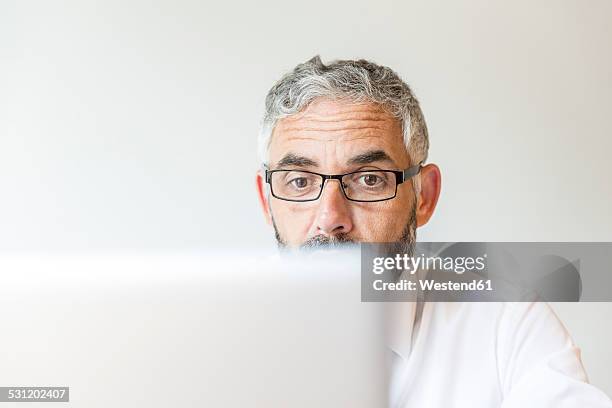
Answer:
[
  {"left": 347, "top": 150, "right": 394, "bottom": 166},
  {"left": 276, "top": 153, "right": 319, "bottom": 168}
]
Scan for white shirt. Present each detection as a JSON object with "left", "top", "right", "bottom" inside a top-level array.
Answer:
[{"left": 389, "top": 301, "right": 612, "bottom": 407}]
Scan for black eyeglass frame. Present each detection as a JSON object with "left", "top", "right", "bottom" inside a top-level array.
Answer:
[{"left": 265, "top": 163, "right": 423, "bottom": 203}]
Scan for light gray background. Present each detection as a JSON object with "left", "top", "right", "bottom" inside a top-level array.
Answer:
[{"left": 1, "top": 0, "right": 611, "bottom": 396}]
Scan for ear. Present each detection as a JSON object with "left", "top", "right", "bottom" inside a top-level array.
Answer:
[
  {"left": 415, "top": 163, "right": 441, "bottom": 228},
  {"left": 256, "top": 169, "right": 273, "bottom": 225}
]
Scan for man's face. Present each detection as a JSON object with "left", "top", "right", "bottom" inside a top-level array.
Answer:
[{"left": 260, "top": 98, "right": 418, "bottom": 248}]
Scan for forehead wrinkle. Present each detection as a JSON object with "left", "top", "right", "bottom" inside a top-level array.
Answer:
[
  {"left": 275, "top": 120, "right": 401, "bottom": 140},
  {"left": 272, "top": 100, "right": 403, "bottom": 151},
  {"left": 279, "top": 126, "right": 392, "bottom": 134},
  {"left": 280, "top": 134, "right": 390, "bottom": 142},
  {"left": 285, "top": 112, "right": 391, "bottom": 124},
  {"left": 278, "top": 101, "right": 399, "bottom": 127},
  {"left": 270, "top": 134, "right": 409, "bottom": 171},
  {"left": 279, "top": 114, "right": 397, "bottom": 132},
  {"left": 295, "top": 98, "right": 392, "bottom": 117}
]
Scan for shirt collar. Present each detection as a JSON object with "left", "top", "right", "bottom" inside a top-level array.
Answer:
[{"left": 387, "top": 299, "right": 417, "bottom": 362}]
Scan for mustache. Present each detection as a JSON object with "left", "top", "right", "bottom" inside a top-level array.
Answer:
[{"left": 300, "top": 233, "right": 357, "bottom": 249}]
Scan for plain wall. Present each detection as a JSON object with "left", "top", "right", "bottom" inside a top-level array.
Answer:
[{"left": 2, "top": 0, "right": 611, "bottom": 396}]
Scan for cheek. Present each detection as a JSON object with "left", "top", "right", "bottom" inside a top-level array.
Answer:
[
  {"left": 270, "top": 200, "right": 317, "bottom": 239},
  {"left": 351, "top": 193, "right": 414, "bottom": 239},
  {"left": 349, "top": 205, "right": 391, "bottom": 239}
]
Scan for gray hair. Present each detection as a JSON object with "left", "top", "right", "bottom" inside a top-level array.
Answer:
[{"left": 258, "top": 56, "right": 429, "bottom": 169}]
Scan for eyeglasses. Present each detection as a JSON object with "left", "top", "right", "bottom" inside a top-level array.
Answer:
[{"left": 265, "top": 163, "right": 422, "bottom": 203}]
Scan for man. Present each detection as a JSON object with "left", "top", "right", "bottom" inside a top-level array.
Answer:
[{"left": 255, "top": 56, "right": 612, "bottom": 407}]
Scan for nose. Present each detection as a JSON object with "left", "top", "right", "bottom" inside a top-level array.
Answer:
[{"left": 315, "top": 179, "right": 354, "bottom": 236}]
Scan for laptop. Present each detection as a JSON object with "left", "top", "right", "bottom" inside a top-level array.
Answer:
[{"left": 0, "top": 250, "right": 387, "bottom": 407}]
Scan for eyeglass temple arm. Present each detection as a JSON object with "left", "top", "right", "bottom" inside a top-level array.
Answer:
[{"left": 401, "top": 162, "right": 423, "bottom": 183}]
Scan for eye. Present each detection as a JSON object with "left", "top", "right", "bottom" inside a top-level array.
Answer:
[
  {"left": 362, "top": 174, "right": 379, "bottom": 186},
  {"left": 358, "top": 173, "right": 385, "bottom": 187},
  {"left": 289, "top": 177, "right": 309, "bottom": 189}
]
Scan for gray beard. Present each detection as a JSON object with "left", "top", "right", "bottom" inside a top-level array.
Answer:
[{"left": 272, "top": 204, "right": 417, "bottom": 257}]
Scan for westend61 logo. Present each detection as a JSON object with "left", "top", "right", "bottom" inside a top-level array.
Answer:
[{"left": 372, "top": 253, "right": 487, "bottom": 275}]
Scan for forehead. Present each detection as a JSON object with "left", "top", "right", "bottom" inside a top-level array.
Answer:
[{"left": 269, "top": 98, "right": 409, "bottom": 167}]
